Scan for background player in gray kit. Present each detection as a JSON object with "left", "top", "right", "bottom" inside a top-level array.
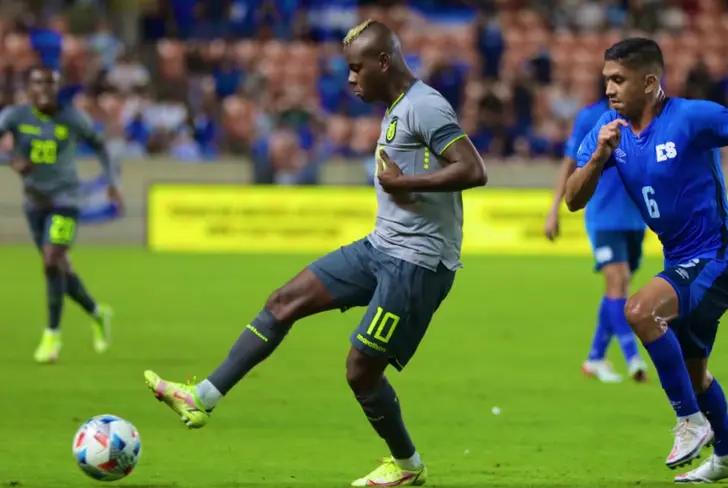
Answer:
[
  {"left": 1, "top": 66, "right": 123, "bottom": 363},
  {"left": 144, "top": 19, "right": 486, "bottom": 487}
]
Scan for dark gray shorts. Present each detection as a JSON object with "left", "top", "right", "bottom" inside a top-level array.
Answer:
[
  {"left": 24, "top": 206, "right": 79, "bottom": 249},
  {"left": 309, "top": 238, "right": 456, "bottom": 370}
]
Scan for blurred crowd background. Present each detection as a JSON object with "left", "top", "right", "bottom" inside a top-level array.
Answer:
[{"left": 0, "top": 0, "right": 726, "bottom": 184}]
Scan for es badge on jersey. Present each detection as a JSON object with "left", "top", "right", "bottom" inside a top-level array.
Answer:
[{"left": 386, "top": 117, "right": 398, "bottom": 143}]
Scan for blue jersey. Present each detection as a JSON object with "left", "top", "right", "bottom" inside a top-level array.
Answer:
[
  {"left": 576, "top": 98, "right": 728, "bottom": 267},
  {"left": 566, "top": 100, "right": 644, "bottom": 232}
]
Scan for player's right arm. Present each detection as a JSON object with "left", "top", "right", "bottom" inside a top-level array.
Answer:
[
  {"left": 545, "top": 109, "right": 591, "bottom": 240},
  {"left": 0, "top": 106, "right": 32, "bottom": 175},
  {"left": 565, "top": 118, "right": 627, "bottom": 212},
  {"left": 0, "top": 105, "right": 19, "bottom": 135}
]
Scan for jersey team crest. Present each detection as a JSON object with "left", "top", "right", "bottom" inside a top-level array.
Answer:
[{"left": 386, "top": 117, "right": 398, "bottom": 142}]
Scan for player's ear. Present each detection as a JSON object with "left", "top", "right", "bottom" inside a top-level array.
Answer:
[
  {"left": 644, "top": 73, "right": 659, "bottom": 95},
  {"left": 379, "top": 52, "right": 390, "bottom": 72}
]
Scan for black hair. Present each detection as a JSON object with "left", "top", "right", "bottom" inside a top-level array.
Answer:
[{"left": 604, "top": 37, "right": 664, "bottom": 73}]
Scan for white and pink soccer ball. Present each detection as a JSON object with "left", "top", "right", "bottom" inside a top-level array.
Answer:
[{"left": 72, "top": 414, "right": 142, "bottom": 481}]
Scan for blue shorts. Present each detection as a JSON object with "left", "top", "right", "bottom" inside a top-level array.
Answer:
[
  {"left": 588, "top": 230, "right": 645, "bottom": 272},
  {"left": 308, "top": 238, "right": 456, "bottom": 370},
  {"left": 24, "top": 207, "right": 79, "bottom": 249},
  {"left": 659, "top": 258, "right": 728, "bottom": 359}
]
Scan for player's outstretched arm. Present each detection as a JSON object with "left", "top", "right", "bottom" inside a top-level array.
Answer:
[
  {"left": 68, "top": 108, "right": 124, "bottom": 209},
  {"left": 68, "top": 108, "right": 119, "bottom": 186},
  {"left": 545, "top": 156, "right": 576, "bottom": 240},
  {"left": 564, "top": 119, "right": 627, "bottom": 211},
  {"left": 545, "top": 108, "right": 592, "bottom": 239}
]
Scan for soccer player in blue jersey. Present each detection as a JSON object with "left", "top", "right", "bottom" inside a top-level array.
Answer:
[
  {"left": 566, "top": 38, "right": 728, "bottom": 482},
  {"left": 546, "top": 90, "right": 648, "bottom": 384}
]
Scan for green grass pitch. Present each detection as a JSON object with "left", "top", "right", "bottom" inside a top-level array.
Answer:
[{"left": 0, "top": 245, "right": 725, "bottom": 487}]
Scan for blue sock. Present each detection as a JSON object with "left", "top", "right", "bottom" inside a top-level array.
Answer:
[
  {"left": 604, "top": 297, "right": 641, "bottom": 363},
  {"left": 697, "top": 379, "right": 728, "bottom": 456},
  {"left": 644, "top": 329, "right": 700, "bottom": 417},
  {"left": 587, "top": 297, "right": 613, "bottom": 361}
]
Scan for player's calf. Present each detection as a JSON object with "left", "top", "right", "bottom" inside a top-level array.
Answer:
[
  {"left": 625, "top": 278, "right": 709, "bottom": 468},
  {"left": 34, "top": 245, "right": 68, "bottom": 362},
  {"left": 151, "top": 268, "right": 337, "bottom": 416},
  {"left": 347, "top": 348, "right": 424, "bottom": 475}
]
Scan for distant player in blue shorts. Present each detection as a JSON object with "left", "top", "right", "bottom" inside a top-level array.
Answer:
[
  {"left": 566, "top": 38, "right": 728, "bottom": 482},
  {"left": 143, "top": 20, "right": 487, "bottom": 487},
  {"left": 546, "top": 94, "right": 648, "bottom": 383}
]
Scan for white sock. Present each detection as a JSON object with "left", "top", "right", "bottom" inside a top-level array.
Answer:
[
  {"left": 679, "top": 412, "right": 707, "bottom": 424},
  {"left": 395, "top": 451, "right": 423, "bottom": 470},
  {"left": 195, "top": 379, "right": 223, "bottom": 410},
  {"left": 45, "top": 328, "right": 59, "bottom": 336}
]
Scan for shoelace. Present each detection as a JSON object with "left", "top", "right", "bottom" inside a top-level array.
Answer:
[
  {"left": 672, "top": 420, "right": 698, "bottom": 445},
  {"left": 370, "top": 458, "right": 397, "bottom": 475}
]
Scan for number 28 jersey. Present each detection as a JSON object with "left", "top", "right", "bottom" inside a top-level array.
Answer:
[
  {"left": 0, "top": 103, "right": 116, "bottom": 208},
  {"left": 576, "top": 98, "right": 728, "bottom": 267}
]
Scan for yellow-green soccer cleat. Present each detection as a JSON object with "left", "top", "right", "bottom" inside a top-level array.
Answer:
[
  {"left": 92, "top": 304, "right": 113, "bottom": 354},
  {"left": 144, "top": 370, "right": 210, "bottom": 429},
  {"left": 351, "top": 457, "right": 427, "bottom": 486},
  {"left": 34, "top": 330, "right": 61, "bottom": 364}
]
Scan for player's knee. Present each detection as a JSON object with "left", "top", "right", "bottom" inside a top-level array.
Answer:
[
  {"left": 264, "top": 284, "right": 312, "bottom": 324},
  {"left": 264, "top": 287, "right": 293, "bottom": 321},
  {"left": 624, "top": 297, "right": 659, "bottom": 338},
  {"left": 346, "top": 350, "right": 383, "bottom": 395},
  {"left": 42, "top": 249, "right": 65, "bottom": 272}
]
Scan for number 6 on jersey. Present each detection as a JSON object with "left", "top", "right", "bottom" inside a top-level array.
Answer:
[{"left": 641, "top": 185, "right": 660, "bottom": 219}]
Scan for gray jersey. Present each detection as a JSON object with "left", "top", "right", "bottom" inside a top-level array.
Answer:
[
  {"left": 367, "top": 81, "right": 466, "bottom": 272},
  {"left": 0, "top": 104, "right": 117, "bottom": 208}
]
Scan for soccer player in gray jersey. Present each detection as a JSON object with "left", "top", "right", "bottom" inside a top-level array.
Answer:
[
  {"left": 144, "top": 20, "right": 485, "bottom": 486},
  {"left": 2, "top": 66, "right": 123, "bottom": 363}
]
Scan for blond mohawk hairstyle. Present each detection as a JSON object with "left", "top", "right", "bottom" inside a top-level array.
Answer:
[{"left": 343, "top": 19, "right": 375, "bottom": 45}]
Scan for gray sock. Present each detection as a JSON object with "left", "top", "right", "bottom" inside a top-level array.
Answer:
[
  {"left": 46, "top": 266, "right": 66, "bottom": 331},
  {"left": 356, "top": 377, "right": 417, "bottom": 460},
  {"left": 65, "top": 272, "right": 97, "bottom": 315},
  {"left": 206, "top": 308, "right": 290, "bottom": 397}
]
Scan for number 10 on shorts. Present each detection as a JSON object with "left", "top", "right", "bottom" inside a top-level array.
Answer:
[{"left": 367, "top": 307, "right": 400, "bottom": 344}]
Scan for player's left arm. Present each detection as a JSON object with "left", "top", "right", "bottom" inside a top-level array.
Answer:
[
  {"left": 68, "top": 109, "right": 120, "bottom": 186},
  {"left": 689, "top": 100, "right": 728, "bottom": 149},
  {"left": 384, "top": 95, "right": 486, "bottom": 192},
  {"left": 68, "top": 108, "right": 124, "bottom": 208}
]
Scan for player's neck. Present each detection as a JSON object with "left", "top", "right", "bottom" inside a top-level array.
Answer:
[
  {"left": 383, "top": 72, "right": 417, "bottom": 108},
  {"left": 630, "top": 92, "right": 666, "bottom": 134},
  {"left": 33, "top": 104, "right": 58, "bottom": 117}
]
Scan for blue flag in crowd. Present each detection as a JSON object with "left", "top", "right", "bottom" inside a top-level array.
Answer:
[{"left": 78, "top": 171, "right": 123, "bottom": 225}]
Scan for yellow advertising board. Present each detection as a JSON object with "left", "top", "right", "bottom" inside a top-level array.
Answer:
[{"left": 147, "top": 184, "right": 663, "bottom": 256}]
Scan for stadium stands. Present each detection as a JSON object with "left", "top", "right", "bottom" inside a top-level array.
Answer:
[{"left": 0, "top": 0, "right": 726, "bottom": 182}]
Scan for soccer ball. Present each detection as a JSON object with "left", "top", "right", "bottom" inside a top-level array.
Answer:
[{"left": 72, "top": 414, "right": 142, "bottom": 481}]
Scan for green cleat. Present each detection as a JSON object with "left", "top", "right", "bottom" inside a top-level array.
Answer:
[
  {"left": 34, "top": 329, "right": 61, "bottom": 364},
  {"left": 351, "top": 457, "right": 427, "bottom": 486},
  {"left": 92, "top": 304, "right": 113, "bottom": 354},
  {"left": 144, "top": 370, "right": 210, "bottom": 429}
]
